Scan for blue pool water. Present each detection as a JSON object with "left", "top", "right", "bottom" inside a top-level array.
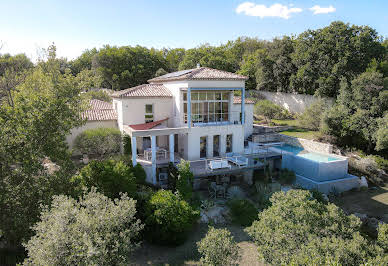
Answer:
[{"left": 277, "top": 144, "right": 339, "bottom": 162}]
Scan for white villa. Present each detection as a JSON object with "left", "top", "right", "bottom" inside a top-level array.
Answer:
[{"left": 67, "top": 66, "right": 361, "bottom": 193}]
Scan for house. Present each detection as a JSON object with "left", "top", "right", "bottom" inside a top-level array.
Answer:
[
  {"left": 66, "top": 99, "right": 118, "bottom": 150},
  {"left": 69, "top": 66, "right": 262, "bottom": 185}
]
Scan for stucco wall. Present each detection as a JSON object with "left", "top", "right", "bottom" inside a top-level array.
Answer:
[
  {"left": 114, "top": 97, "right": 173, "bottom": 131},
  {"left": 66, "top": 120, "right": 118, "bottom": 150},
  {"left": 185, "top": 125, "right": 245, "bottom": 160},
  {"left": 259, "top": 91, "right": 333, "bottom": 113},
  {"left": 232, "top": 102, "right": 253, "bottom": 138}
]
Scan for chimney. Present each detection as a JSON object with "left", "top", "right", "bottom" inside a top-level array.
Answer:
[{"left": 196, "top": 63, "right": 200, "bottom": 69}]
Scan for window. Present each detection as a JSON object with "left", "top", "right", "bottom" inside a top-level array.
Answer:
[
  {"left": 183, "top": 91, "right": 230, "bottom": 124},
  {"left": 226, "top": 134, "right": 233, "bottom": 153},
  {"left": 145, "top": 104, "right": 153, "bottom": 123}
]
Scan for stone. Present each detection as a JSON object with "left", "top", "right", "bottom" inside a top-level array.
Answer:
[
  {"left": 353, "top": 212, "right": 368, "bottom": 221},
  {"left": 200, "top": 206, "right": 230, "bottom": 224},
  {"left": 281, "top": 186, "right": 292, "bottom": 193},
  {"left": 359, "top": 176, "right": 368, "bottom": 188},
  {"left": 322, "top": 194, "right": 329, "bottom": 202}
]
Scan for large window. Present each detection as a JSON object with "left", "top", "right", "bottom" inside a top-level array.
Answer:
[
  {"left": 145, "top": 104, "right": 153, "bottom": 123},
  {"left": 183, "top": 91, "right": 229, "bottom": 124},
  {"left": 226, "top": 134, "right": 233, "bottom": 153}
]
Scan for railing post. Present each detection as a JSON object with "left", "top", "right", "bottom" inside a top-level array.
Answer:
[
  {"left": 187, "top": 88, "right": 191, "bottom": 128},
  {"left": 131, "top": 136, "right": 137, "bottom": 166},
  {"left": 151, "top": 135, "right": 156, "bottom": 184},
  {"left": 241, "top": 87, "right": 245, "bottom": 125},
  {"left": 169, "top": 134, "right": 174, "bottom": 163}
]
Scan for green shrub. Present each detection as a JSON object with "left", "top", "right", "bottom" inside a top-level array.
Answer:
[
  {"left": 197, "top": 226, "right": 240, "bottom": 266},
  {"left": 176, "top": 159, "right": 194, "bottom": 201},
  {"left": 168, "top": 162, "right": 179, "bottom": 191},
  {"left": 254, "top": 100, "right": 290, "bottom": 122},
  {"left": 310, "top": 189, "right": 327, "bottom": 204},
  {"left": 144, "top": 190, "right": 199, "bottom": 245},
  {"left": 227, "top": 199, "right": 258, "bottom": 226},
  {"left": 378, "top": 223, "right": 388, "bottom": 252},
  {"left": 23, "top": 189, "right": 143, "bottom": 266},
  {"left": 132, "top": 163, "right": 147, "bottom": 184},
  {"left": 278, "top": 168, "right": 296, "bottom": 185},
  {"left": 369, "top": 155, "right": 388, "bottom": 172},
  {"left": 123, "top": 134, "right": 132, "bottom": 155},
  {"left": 245, "top": 190, "right": 383, "bottom": 265},
  {"left": 72, "top": 159, "right": 136, "bottom": 199},
  {"left": 74, "top": 127, "right": 121, "bottom": 157},
  {"left": 298, "top": 98, "right": 328, "bottom": 130}
]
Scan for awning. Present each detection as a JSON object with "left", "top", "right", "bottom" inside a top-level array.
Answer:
[{"left": 129, "top": 118, "right": 169, "bottom": 130}]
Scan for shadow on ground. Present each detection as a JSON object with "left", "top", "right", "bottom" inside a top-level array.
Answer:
[{"left": 130, "top": 224, "right": 265, "bottom": 266}]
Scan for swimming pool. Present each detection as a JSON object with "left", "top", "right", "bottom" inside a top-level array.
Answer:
[
  {"left": 276, "top": 144, "right": 340, "bottom": 162},
  {"left": 270, "top": 144, "right": 348, "bottom": 182}
]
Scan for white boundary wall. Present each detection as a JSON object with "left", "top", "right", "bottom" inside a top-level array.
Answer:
[{"left": 258, "top": 91, "right": 333, "bottom": 113}]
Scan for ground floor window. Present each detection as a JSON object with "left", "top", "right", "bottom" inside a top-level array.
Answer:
[
  {"left": 213, "top": 135, "right": 220, "bottom": 157},
  {"left": 200, "top": 136, "right": 207, "bottom": 158},
  {"left": 226, "top": 134, "right": 233, "bottom": 153}
]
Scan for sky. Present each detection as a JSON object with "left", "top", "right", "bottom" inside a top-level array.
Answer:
[{"left": 0, "top": 0, "right": 387, "bottom": 61}]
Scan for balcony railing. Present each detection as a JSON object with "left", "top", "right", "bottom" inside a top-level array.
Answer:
[{"left": 183, "top": 111, "right": 242, "bottom": 126}]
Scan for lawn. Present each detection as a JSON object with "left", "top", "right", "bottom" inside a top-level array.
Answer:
[
  {"left": 279, "top": 128, "right": 319, "bottom": 140},
  {"left": 130, "top": 224, "right": 265, "bottom": 265}
]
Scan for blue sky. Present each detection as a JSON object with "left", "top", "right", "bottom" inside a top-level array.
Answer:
[{"left": 0, "top": 0, "right": 387, "bottom": 60}]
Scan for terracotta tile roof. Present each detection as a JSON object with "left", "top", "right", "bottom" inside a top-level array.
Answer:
[
  {"left": 82, "top": 99, "right": 117, "bottom": 121},
  {"left": 111, "top": 84, "right": 172, "bottom": 98},
  {"left": 129, "top": 118, "right": 169, "bottom": 130},
  {"left": 148, "top": 67, "right": 248, "bottom": 83},
  {"left": 233, "top": 96, "right": 255, "bottom": 104}
]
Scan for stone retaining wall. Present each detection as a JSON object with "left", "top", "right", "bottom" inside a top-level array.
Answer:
[{"left": 278, "top": 134, "right": 333, "bottom": 154}]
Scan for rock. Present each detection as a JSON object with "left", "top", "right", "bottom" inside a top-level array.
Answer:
[
  {"left": 82, "top": 154, "right": 89, "bottom": 164},
  {"left": 353, "top": 212, "right": 368, "bottom": 221},
  {"left": 200, "top": 206, "right": 230, "bottom": 224},
  {"left": 359, "top": 176, "right": 368, "bottom": 188},
  {"left": 200, "top": 212, "right": 209, "bottom": 223},
  {"left": 322, "top": 194, "right": 329, "bottom": 202},
  {"left": 363, "top": 217, "right": 384, "bottom": 238},
  {"left": 281, "top": 186, "right": 292, "bottom": 193}
]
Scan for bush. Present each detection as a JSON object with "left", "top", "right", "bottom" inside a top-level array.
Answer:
[
  {"left": 298, "top": 98, "right": 328, "bottom": 130},
  {"left": 74, "top": 127, "right": 121, "bottom": 157},
  {"left": 197, "top": 226, "right": 240, "bottom": 266},
  {"left": 176, "top": 160, "right": 194, "bottom": 201},
  {"left": 278, "top": 168, "right": 296, "bottom": 185},
  {"left": 254, "top": 100, "right": 290, "bottom": 122},
  {"left": 245, "top": 190, "right": 383, "bottom": 265},
  {"left": 227, "top": 199, "right": 258, "bottom": 226},
  {"left": 23, "top": 189, "right": 143, "bottom": 266},
  {"left": 72, "top": 159, "right": 136, "bottom": 199},
  {"left": 226, "top": 186, "right": 246, "bottom": 199},
  {"left": 123, "top": 134, "right": 132, "bottom": 155},
  {"left": 132, "top": 163, "right": 147, "bottom": 184},
  {"left": 144, "top": 190, "right": 199, "bottom": 245},
  {"left": 378, "top": 223, "right": 388, "bottom": 252}
]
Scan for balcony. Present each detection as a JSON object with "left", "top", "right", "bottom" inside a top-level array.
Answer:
[{"left": 184, "top": 111, "right": 242, "bottom": 127}]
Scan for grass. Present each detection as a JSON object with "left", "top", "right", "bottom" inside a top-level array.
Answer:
[
  {"left": 279, "top": 128, "right": 319, "bottom": 140},
  {"left": 271, "top": 119, "right": 301, "bottom": 127}
]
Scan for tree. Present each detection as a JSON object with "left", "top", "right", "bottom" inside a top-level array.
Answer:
[
  {"left": 375, "top": 113, "right": 388, "bottom": 151},
  {"left": 72, "top": 159, "right": 136, "bottom": 199},
  {"left": 75, "top": 69, "right": 104, "bottom": 91},
  {"left": 176, "top": 159, "right": 194, "bottom": 201},
  {"left": 299, "top": 98, "right": 329, "bottom": 130},
  {"left": 0, "top": 46, "right": 86, "bottom": 246},
  {"left": 23, "top": 189, "right": 143, "bottom": 266},
  {"left": 254, "top": 100, "right": 287, "bottom": 122},
  {"left": 246, "top": 190, "right": 383, "bottom": 265},
  {"left": 144, "top": 190, "right": 199, "bottom": 245},
  {"left": 197, "top": 226, "right": 240, "bottom": 266},
  {"left": 74, "top": 127, "right": 121, "bottom": 157},
  {"left": 291, "top": 21, "right": 385, "bottom": 97},
  {"left": 94, "top": 45, "right": 168, "bottom": 90},
  {"left": 322, "top": 71, "right": 387, "bottom": 152}
]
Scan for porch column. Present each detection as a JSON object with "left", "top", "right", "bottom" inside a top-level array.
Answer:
[
  {"left": 187, "top": 88, "right": 191, "bottom": 128},
  {"left": 151, "top": 135, "right": 157, "bottom": 184},
  {"left": 169, "top": 134, "right": 174, "bottom": 163},
  {"left": 241, "top": 87, "right": 245, "bottom": 125},
  {"left": 131, "top": 136, "right": 137, "bottom": 166}
]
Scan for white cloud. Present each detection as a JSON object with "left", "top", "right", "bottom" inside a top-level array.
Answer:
[
  {"left": 309, "top": 5, "right": 336, "bottom": 14},
  {"left": 236, "top": 2, "right": 303, "bottom": 19}
]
